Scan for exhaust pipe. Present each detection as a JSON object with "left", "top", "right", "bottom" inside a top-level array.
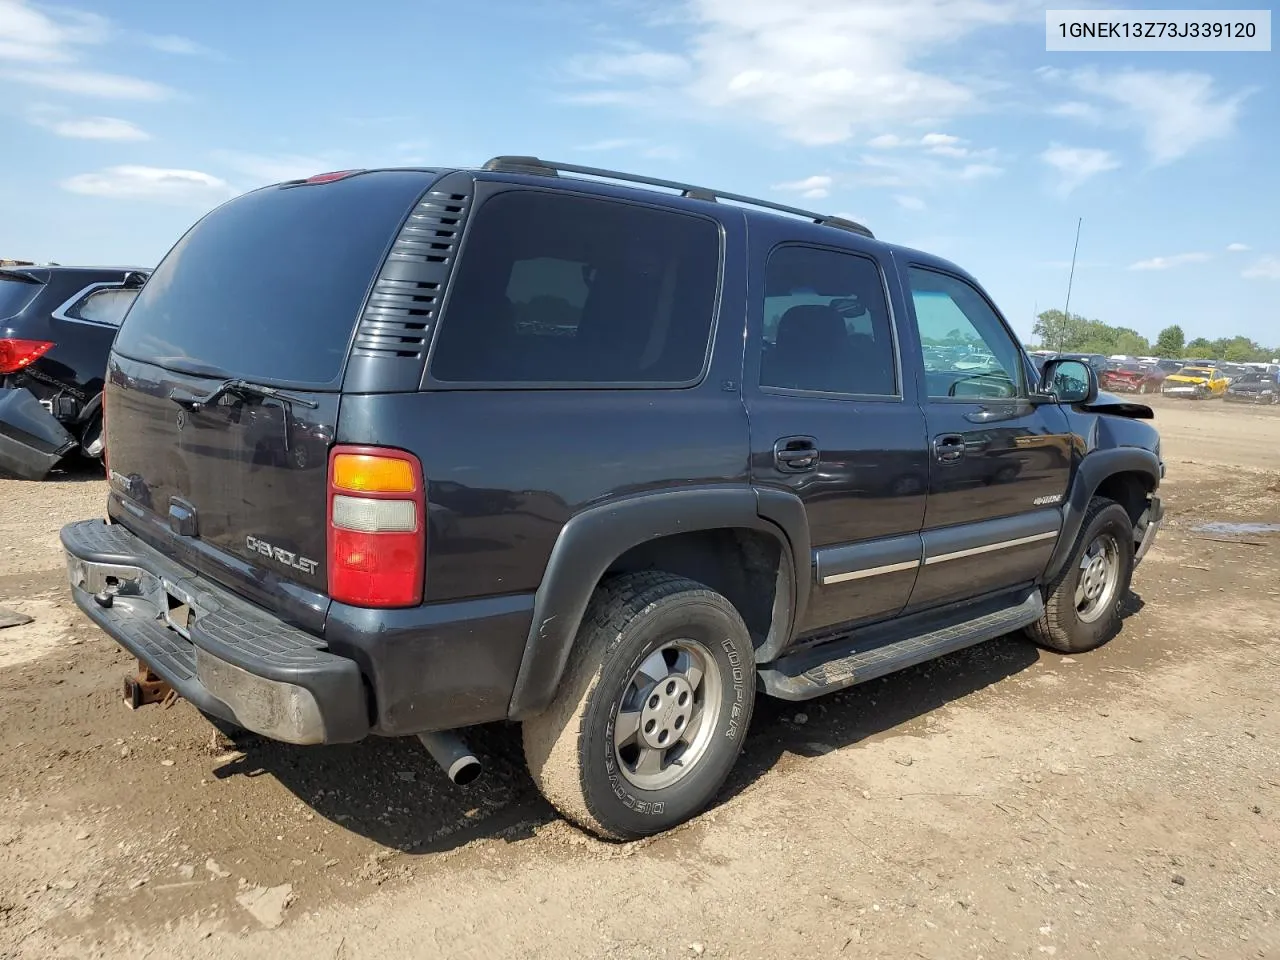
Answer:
[{"left": 417, "top": 730, "right": 482, "bottom": 785}]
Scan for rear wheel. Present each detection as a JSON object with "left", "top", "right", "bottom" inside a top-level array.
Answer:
[
  {"left": 522, "top": 572, "right": 756, "bottom": 840},
  {"left": 1026, "top": 497, "right": 1134, "bottom": 654}
]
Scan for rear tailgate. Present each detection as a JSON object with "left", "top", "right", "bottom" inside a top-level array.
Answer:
[{"left": 104, "top": 170, "right": 440, "bottom": 628}]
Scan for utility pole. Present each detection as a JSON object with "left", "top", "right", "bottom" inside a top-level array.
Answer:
[{"left": 1059, "top": 217, "right": 1083, "bottom": 352}]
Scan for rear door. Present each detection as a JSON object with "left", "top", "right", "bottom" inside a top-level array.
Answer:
[
  {"left": 743, "top": 222, "right": 928, "bottom": 642},
  {"left": 897, "top": 262, "right": 1073, "bottom": 611},
  {"left": 104, "top": 170, "right": 439, "bottom": 626}
]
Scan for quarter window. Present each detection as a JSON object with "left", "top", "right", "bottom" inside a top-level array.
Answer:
[
  {"left": 430, "top": 191, "right": 720, "bottom": 385},
  {"left": 66, "top": 287, "right": 140, "bottom": 327},
  {"left": 907, "top": 268, "right": 1023, "bottom": 399},
  {"left": 759, "top": 245, "right": 897, "bottom": 396}
]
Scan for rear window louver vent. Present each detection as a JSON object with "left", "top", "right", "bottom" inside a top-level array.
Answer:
[{"left": 351, "top": 180, "right": 473, "bottom": 363}]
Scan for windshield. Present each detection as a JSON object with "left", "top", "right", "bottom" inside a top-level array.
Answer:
[
  {"left": 0, "top": 275, "right": 42, "bottom": 320},
  {"left": 113, "top": 172, "right": 431, "bottom": 388},
  {"left": 1180, "top": 367, "right": 1213, "bottom": 377}
]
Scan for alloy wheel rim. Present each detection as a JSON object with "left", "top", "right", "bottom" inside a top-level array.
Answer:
[
  {"left": 1075, "top": 533, "right": 1120, "bottom": 623},
  {"left": 612, "top": 639, "right": 722, "bottom": 791}
]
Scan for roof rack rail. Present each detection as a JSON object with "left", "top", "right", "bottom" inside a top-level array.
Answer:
[{"left": 481, "top": 156, "right": 875, "bottom": 239}]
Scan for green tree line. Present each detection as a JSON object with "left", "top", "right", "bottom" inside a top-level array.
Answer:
[{"left": 1030, "top": 311, "right": 1278, "bottom": 363}]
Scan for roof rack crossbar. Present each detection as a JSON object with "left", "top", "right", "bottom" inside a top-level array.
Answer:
[{"left": 481, "top": 156, "right": 874, "bottom": 239}]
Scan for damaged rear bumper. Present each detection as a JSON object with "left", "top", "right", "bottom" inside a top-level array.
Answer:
[
  {"left": 61, "top": 518, "right": 370, "bottom": 745},
  {"left": 0, "top": 387, "right": 77, "bottom": 480}
]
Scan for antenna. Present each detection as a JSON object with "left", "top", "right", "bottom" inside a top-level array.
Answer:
[{"left": 1059, "top": 217, "right": 1083, "bottom": 352}]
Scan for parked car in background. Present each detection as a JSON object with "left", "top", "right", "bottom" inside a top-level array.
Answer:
[
  {"left": 0, "top": 265, "right": 149, "bottom": 479},
  {"left": 1100, "top": 361, "right": 1165, "bottom": 394},
  {"left": 1058, "top": 352, "right": 1109, "bottom": 374},
  {"left": 1162, "top": 365, "right": 1230, "bottom": 399},
  {"left": 1224, "top": 368, "right": 1279, "bottom": 404},
  {"left": 1218, "top": 362, "right": 1249, "bottom": 383}
]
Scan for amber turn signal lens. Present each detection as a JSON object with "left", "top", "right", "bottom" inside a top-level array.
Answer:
[{"left": 331, "top": 454, "right": 416, "bottom": 493}]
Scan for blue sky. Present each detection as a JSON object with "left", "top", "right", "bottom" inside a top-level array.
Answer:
[{"left": 1, "top": 0, "right": 1276, "bottom": 345}]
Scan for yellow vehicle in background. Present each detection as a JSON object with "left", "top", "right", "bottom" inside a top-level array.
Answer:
[{"left": 1161, "top": 365, "right": 1230, "bottom": 399}]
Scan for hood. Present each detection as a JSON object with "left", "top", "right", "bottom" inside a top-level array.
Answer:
[{"left": 1165, "top": 373, "right": 1209, "bottom": 385}]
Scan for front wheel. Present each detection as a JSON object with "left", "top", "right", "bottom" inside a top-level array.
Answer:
[
  {"left": 1026, "top": 498, "right": 1134, "bottom": 654},
  {"left": 523, "top": 572, "right": 756, "bottom": 840}
]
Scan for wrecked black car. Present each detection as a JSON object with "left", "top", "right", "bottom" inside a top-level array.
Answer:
[{"left": 0, "top": 265, "right": 149, "bottom": 479}]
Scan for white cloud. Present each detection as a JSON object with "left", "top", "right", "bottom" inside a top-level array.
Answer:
[
  {"left": 1046, "top": 68, "right": 1249, "bottom": 164},
  {"left": 920, "top": 132, "right": 960, "bottom": 147},
  {"left": 868, "top": 133, "right": 905, "bottom": 148},
  {"left": 895, "top": 195, "right": 926, "bottom": 211},
  {"left": 1040, "top": 144, "right": 1120, "bottom": 195},
  {"left": 772, "top": 174, "right": 833, "bottom": 199},
  {"left": 959, "top": 162, "right": 1002, "bottom": 179},
  {"left": 1, "top": 67, "right": 171, "bottom": 99},
  {"left": 578, "top": 137, "right": 645, "bottom": 151},
  {"left": 62, "top": 165, "right": 234, "bottom": 204},
  {"left": 1242, "top": 256, "right": 1280, "bottom": 281},
  {"left": 568, "top": 44, "right": 691, "bottom": 83},
  {"left": 570, "top": 0, "right": 1040, "bottom": 144},
  {"left": 0, "top": 0, "right": 107, "bottom": 62},
  {"left": 213, "top": 150, "right": 337, "bottom": 185},
  {"left": 1128, "top": 252, "right": 1212, "bottom": 271},
  {"left": 1048, "top": 100, "right": 1104, "bottom": 123},
  {"left": 141, "top": 34, "right": 213, "bottom": 56},
  {"left": 1227, "top": 243, "right": 1250, "bottom": 253},
  {"left": 38, "top": 115, "right": 149, "bottom": 140},
  {"left": 0, "top": 2, "right": 186, "bottom": 102}
]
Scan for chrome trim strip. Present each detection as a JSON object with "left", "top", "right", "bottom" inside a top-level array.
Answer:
[
  {"left": 50, "top": 281, "right": 137, "bottom": 328},
  {"left": 821, "top": 559, "right": 921, "bottom": 585},
  {"left": 924, "top": 530, "right": 1058, "bottom": 566}
]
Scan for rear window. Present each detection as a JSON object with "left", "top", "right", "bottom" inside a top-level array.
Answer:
[
  {"left": 113, "top": 172, "right": 430, "bottom": 387},
  {"left": 429, "top": 190, "right": 720, "bottom": 386},
  {"left": 0, "top": 275, "right": 42, "bottom": 320}
]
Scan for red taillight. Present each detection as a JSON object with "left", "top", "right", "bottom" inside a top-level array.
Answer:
[
  {"left": 0, "top": 338, "right": 54, "bottom": 375},
  {"left": 327, "top": 445, "right": 425, "bottom": 608}
]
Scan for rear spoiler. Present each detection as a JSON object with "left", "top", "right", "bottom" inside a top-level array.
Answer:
[{"left": 0, "top": 269, "right": 45, "bottom": 285}]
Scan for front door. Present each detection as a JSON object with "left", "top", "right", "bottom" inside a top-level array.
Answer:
[
  {"left": 899, "top": 263, "right": 1073, "bottom": 610},
  {"left": 743, "top": 231, "right": 929, "bottom": 642}
]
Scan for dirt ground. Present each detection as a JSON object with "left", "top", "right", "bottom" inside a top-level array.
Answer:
[{"left": 1, "top": 395, "right": 1277, "bottom": 960}]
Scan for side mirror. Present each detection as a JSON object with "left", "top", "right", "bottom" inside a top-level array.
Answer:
[{"left": 1037, "top": 358, "right": 1098, "bottom": 404}]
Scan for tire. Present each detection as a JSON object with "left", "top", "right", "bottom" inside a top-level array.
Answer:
[
  {"left": 1025, "top": 497, "right": 1134, "bottom": 654},
  {"left": 522, "top": 572, "right": 756, "bottom": 841}
]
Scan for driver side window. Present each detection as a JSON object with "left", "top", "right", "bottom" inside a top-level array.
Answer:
[{"left": 907, "top": 267, "right": 1024, "bottom": 399}]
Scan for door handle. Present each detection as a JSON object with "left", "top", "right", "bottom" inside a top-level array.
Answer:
[
  {"left": 932, "top": 434, "right": 965, "bottom": 464},
  {"left": 774, "top": 436, "right": 819, "bottom": 472}
]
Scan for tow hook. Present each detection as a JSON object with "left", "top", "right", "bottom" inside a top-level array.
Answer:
[{"left": 123, "top": 659, "right": 176, "bottom": 710}]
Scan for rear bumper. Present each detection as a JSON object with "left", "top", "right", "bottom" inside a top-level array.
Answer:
[
  {"left": 61, "top": 518, "right": 534, "bottom": 741},
  {"left": 0, "top": 387, "right": 77, "bottom": 480},
  {"left": 1161, "top": 385, "right": 1207, "bottom": 398},
  {"left": 61, "top": 519, "right": 370, "bottom": 744}
]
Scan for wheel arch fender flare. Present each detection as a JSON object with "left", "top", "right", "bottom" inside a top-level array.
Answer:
[
  {"left": 507, "top": 485, "right": 808, "bottom": 719},
  {"left": 1044, "top": 447, "right": 1160, "bottom": 582}
]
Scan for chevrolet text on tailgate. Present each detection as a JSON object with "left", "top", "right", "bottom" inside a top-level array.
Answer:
[{"left": 62, "top": 157, "right": 1164, "bottom": 840}]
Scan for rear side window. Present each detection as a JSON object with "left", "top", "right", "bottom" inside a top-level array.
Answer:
[
  {"left": 0, "top": 276, "right": 41, "bottom": 320},
  {"left": 113, "top": 172, "right": 431, "bottom": 386},
  {"left": 759, "top": 245, "right": 897, "bottom": 397},
  {"left": 64, "top": 287, "right": 140, "bottom": 327},
  {"left": 429, "top": 191, "right": 720, "bottom": 385}
]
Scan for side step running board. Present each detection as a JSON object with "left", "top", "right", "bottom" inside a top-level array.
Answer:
[{"left": 758, "top": 590, "right": 1045, "bottom": 701}]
